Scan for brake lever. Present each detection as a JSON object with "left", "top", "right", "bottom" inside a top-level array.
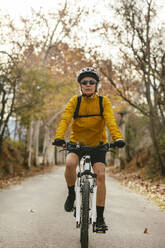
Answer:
[
  {"left": 109, "top": 149, "right": 116, "bottom": 153},
  {"left": 59, "top": 148, "right": 67, "bottom": 152}
]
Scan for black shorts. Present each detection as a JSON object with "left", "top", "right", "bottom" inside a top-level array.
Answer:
[{"left": 68, "top": 148, "right": 106, "bottom": 166}]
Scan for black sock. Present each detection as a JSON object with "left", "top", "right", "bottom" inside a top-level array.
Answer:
[
  {"left": 97, "top": 206, "right": 104, "bottom": 219},
  {"left": 68, "top": 185, "right": 75, "bottom": 195}
]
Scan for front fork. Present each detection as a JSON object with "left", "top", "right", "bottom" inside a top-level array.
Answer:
[
  {"left": 75, "top": 174, "right": 97, "bottom": 231},
  {"left": 76, "top": 174, "right": 81, "bottom": 228},
  {"left": 91, "top": 181, "right": 97, "bottom": 225}
]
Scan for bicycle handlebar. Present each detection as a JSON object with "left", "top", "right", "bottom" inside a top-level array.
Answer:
[{"left": 52, "top": 141, "right": 117, "bottom": 152}]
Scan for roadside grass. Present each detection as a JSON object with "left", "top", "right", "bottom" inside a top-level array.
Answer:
[{"left": 0, "top": 140, "right": 58, "bottom": 189}]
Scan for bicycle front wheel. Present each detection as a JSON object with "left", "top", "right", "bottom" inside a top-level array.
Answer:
[{"left": 80, "top": 180, "right": 90, "bottom": 248}]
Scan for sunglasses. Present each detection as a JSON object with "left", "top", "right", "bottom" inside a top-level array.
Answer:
[{"left": 80, "top": 80, "right": 97, "bottom": 85}]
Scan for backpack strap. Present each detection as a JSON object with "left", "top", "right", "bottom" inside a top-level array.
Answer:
[
  {"left": 73, "top": 96, "right": 82, "bottom": 119},
  {"left": 73, "top": 95, "right": 104, "bottom": 119},
  {"left": 99, "top": 96, "right": 103, "bottom": 116}
]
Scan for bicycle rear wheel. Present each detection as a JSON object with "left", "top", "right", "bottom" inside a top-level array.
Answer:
[{"left": 80, "top": 180, "right": 90, "bottom": 248}]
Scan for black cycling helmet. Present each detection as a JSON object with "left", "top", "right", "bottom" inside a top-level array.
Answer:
[{"left": 77, "top": 67, "right": 100, "bottom": 83}]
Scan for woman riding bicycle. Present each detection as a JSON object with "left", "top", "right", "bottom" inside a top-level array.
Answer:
[{"left": 54, "top": 67, "right": 125, "bottom": 230}]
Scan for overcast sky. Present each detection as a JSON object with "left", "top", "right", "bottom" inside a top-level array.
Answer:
[
  {"left": 1, "top": 0, "right": 164, "bottom": 20},
  {"left": 0, "top": 0, "right": 108, "bottom": 17},
  {"left": 0, "top": 0, "right": 164, "bottom": 60}
]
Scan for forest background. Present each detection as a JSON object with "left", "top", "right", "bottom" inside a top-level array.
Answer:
[{"left": 0, "top": 0, "right": 165, "bottom": 195}]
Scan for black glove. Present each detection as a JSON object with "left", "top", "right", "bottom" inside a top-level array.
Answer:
[
  {"left": 53, "top": 138, "right": 66, "bottom": 147},
  {"left": 114, "top": 139, "right": 125, "bottom": 148}
]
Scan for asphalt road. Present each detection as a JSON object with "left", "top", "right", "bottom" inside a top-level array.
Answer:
[{"left": 0, "top": 166, "right": 165, "bottom": 248}]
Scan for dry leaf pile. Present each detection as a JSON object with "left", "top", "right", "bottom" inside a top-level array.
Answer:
[
  {"left": 109, "top": 169, "right": 165, "bottom": 210},
  {"left": 0, "top": 165, "right": 55, "bottom": 189}
]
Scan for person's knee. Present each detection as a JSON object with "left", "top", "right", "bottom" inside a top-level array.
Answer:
[
  {"left": 66, "top": 160, "right": 77, "bottom": 170},
  {"left": 94, "top": 164, "right": 105, "bottom": 183},
  {"left": 66, "top": 153, "right": 78, "bottom": 170}
]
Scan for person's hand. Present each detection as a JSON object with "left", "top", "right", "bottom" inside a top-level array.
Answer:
[
  {"left": 114, "top": 139, "right": 125, "bottom": 148},
  {"left": 53, "top": 139, "right": 66, "bottom": 147}
]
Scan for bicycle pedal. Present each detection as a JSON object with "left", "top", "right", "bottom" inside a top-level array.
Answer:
[
  {"left": 96, "top": 230, "right": 106, "bottom": 234},
  {"left": 96, "top": 226, "right": 108, "bottom": 233}
]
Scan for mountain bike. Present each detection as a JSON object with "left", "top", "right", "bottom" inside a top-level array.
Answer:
[{"left": 63, "top": 141, "right": 116, "bottom": 248}]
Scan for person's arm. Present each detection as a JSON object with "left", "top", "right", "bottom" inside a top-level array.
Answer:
[
  {"left": 103, "top": 96, "right": 123, "bottom": 141},
  {"left": 55, "top": 95, "right": 77, "bottom": 140}
]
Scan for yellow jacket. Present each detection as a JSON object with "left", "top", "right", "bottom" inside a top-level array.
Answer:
[{"left": 55, "top": 94, "right": 123, "bottom": 146}]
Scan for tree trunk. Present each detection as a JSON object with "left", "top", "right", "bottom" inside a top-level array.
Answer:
[
  {"left": 0, "top": 79, "right": 16, "bottom": 152},
  {"left": 42, "top": 108, "right": 65, "bottom": 165},
  {"left": 43, "top": 125, "right": 49, "bottom": 165},
  {"left": 118, "top": 111, "right": 128, "bottom": 169},
  {"left": 33, "top": 119, "right": 41, "bottom": 166},
  {"left": 0, "top": 136, "right": 3, "bottom": 154},
  {"left": 43, "top": 125, "right": 55, "bottom": 165},
  {"left": 27, "top": 121, "right": 34, "bottom": 168},
  {"left": 145, "top": 78, "right": 165, "bottom": 175},
  {"left": 13, "top": 119, "right": 18, "bottom": 141},
  {"left": 47, "top": 139, "right": 55, "bottom": 164},
  {"left": 148, "top": 113, "right": 165, "bottom": 175}
]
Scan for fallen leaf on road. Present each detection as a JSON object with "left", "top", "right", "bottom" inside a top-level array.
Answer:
[{"left": 29, "top": 209, "right": 36, "bottom": 213}]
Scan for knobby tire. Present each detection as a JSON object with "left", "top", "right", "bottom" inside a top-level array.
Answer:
[{"left": 81, "top": 180, "right": 90, "bottom": 248}]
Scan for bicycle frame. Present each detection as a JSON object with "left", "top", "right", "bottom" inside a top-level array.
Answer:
[{"left": 76, "top": 154, "right": 97, "bottom": 231}]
